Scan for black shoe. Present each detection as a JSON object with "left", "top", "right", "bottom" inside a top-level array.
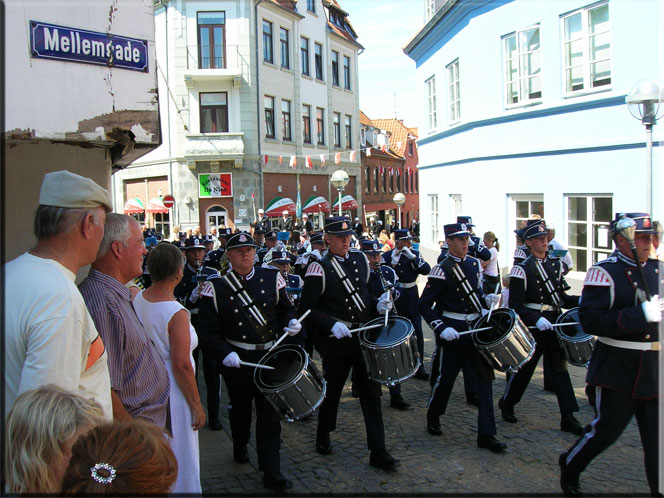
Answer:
[
  {"left": 477, "top": 435, "right": 507, "bottom": 453},
  {"left": 369, "top": 449, "right": 400, "bottom": 471},
  {"left": 315, "top": 430, "right": 332, "bottom": 455},
  {"left": 414, "top": 368, "right": 430, "bottom": 380},
  {"left": 209, "top": 418, "right": 223, "bottom": 431},
  {"left": 559, "top": 453, "right": 583, "bottom": 496},
  {"left": 263, "top": 471, "right": 292, "bottom": 491},
  {"left": 498, "top": 398, "right": 517, "bottom": 423},
  {"left": 466, "top": 394, "right": 479, "bottom": 407},
  {"left": 426, "top": 413, "right": 443, "bottom": 436},
  {"left": 561, "top": 414, "right": 585, "bottom": 436},
  {"left": 233, "top": 444, "right": 249, "bottom": 464},
  {"left": 390, "top": 394, "right": 411, "bottom": 410},
  {"left": 543, "top": 384, "right": 555, "bottom": 392}
]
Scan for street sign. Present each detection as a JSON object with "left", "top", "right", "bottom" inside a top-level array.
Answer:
[{"left": 162, "top": 194, "right": 175, "bottom": 209}]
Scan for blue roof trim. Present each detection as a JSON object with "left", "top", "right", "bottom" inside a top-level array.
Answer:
[
  {"left": 418, "top": 95, "right": 627, "bottom": 146},
  {"left": 419, "top": 140, "right": 663, "bottom": 169}
]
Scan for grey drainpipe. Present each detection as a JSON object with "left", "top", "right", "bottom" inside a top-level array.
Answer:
[{"left": 255, "top": 0, "right": 264, "bottom": 209}]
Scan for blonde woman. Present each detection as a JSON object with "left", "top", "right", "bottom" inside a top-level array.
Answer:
[
  {"left": 378, "top": 230, "right": 391, "bottom": 252},
  {"left": 482, "top": 231, "right": 501, "bottom": 294},
  {"left": 5, "top": 385, "right": 103, "bottom": 494}
]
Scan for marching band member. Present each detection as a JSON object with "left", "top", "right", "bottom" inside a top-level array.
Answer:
[
  {"left": 255, "top": 230, "right": 279, "bottom": 266},
  {"left": 559, "top": 213, "right": 663, "bottom": 497},
  {"left": 418, "top": 222, "right": 505, "bottom": 453},
  {"left": 498, "top": 219, "right": 584, "bottom": 435},
  {"left": 264, "top": 245, "right": 304, "bottom": 309},
  {"left": 300, "top": 216, "right": 400, "bottom": 471}
]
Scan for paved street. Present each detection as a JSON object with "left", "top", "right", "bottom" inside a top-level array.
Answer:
[{"left": 196, "top": 282, "right": 651, "bottom": 495}]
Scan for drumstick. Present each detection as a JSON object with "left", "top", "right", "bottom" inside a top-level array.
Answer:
[
  {"left": 487, "top": 282, "right": 501, "bottom": 322},
  {"left": 528, "top": 322, "right": 580, "bottom": 330},
  {"left": 457, "top": 326, "right": 493, "bottom": 336},
  {"left": 239, "top": 360, "right": 275, "bottom": 370},
  {"left": 328, "top": 322, "right": 383, "bottom": 338},
  {"left": 269, "top": 310, "right": 312, "bottom": 351}
]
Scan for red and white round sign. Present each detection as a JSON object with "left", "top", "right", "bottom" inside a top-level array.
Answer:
[{"left": 162, "top": 195, "right": 175, "bottom": 209}]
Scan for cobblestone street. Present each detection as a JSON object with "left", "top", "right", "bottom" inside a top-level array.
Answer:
[{"left": 197, "top": 313, "right": 650, "bottom": 495}]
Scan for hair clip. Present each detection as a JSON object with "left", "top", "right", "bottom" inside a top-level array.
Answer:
[{"left": 90, "top": 462, "right": 116, "bottom": 484}]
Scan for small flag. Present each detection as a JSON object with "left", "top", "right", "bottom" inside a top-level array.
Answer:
[
  {"left": 381, "top": 144, "right": 387, "bottom": 152},
  {"left": 263, "top": 154, "right": 269, "bottom": 165},
  {"left": 366, "top": 148, "right": 371, "bottom": 157},
  {"left": 279, "top": 155, "right": 283, "bottom": 165},
  {"left": 396, "top": 168, "right": 400, "bottom": 176},
  {"left": 379, "top": 165, "right": 384, "bottom": 175},
  {"left": 407, "top": 167, "right": 412, "bottom": 175},
  {"left": 289, "top": 155, "right": 297, "bottom": 168},
  {"left": 349, "top": 150, "right": 357, "bottom": 161},
  {"left": 334, "top": 152, "right": 341, "bottom": 164},
  {"left": 306, "top": 155, "right": 313, "bottom": 169},
  {"left": 320, "top": 154, "right": 326, "bottom": 167},
  {"left": 389, "top": 167, "right": 393, "bottom": 176}
]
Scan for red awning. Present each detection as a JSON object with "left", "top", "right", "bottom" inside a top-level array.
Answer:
[
  {"left": 146, "top": 197, "right": 169, "bottom": 214},
  {"left": 123, "top": 197, "right": 144, "bottom": 214}
]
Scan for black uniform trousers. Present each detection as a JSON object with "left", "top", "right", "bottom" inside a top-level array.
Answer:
[
  {"left": 563, "top": 386, "right": 659, "bottom": 494},
  {"left": 502, "top": 314, "right": 579, "bottom": 416},
  {"left": 220, "top": 348, "right": 282, "bottom": 474},
  {"left": 428, "top": 328, "right": 497, "bottom": 437},
  {"left": 192, "top": 315, "right": 222, "bottom": 422},
  {"left": 317, "top": 336, "right": 385, "bottom": 451}
]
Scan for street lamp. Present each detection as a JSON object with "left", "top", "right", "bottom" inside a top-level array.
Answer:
[
  {"left": 393, "top": 192, "right": 406, "bottom": 229},
  {"left": 330, "top": 169, "right": 350, "bottom": 216},
  {"left": 626, "top": 78, "right": 664, "bottom": 215}
]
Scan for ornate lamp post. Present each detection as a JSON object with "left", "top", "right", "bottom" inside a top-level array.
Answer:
[
  {"left": 393, "top": 192, "right": 406, "bottom": 229},
  {"left": 330, "top": 170, "right": 350, "bottom": 217}
]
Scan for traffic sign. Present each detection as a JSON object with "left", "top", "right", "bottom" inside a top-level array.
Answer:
[{"left": 162, "top": 194, "right": 175, "bottom": 209}]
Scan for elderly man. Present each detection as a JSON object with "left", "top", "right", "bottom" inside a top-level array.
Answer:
[
  {"left": 5, "top": 170, "right": 113, "bottom": 420},
  {"left": 278, "top": 210, "right": 293, "bottom": 232},
  {"left": 79, "top": 214, "right": 170, "bottom": 428}
]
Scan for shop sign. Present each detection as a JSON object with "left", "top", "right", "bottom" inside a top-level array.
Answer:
[{"left": 199, "top": 173, "right": 232, "bottom": 198}]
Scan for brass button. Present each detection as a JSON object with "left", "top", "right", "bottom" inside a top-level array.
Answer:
[
  {"left": 355, "top": 269, "right": 359, "bottom": 273},
  {"left": 238, "top": 322, "right": 243, "bottom": 326},
  {"left": 230, "top": 296, "right": 234, "bottom": 301},
  {"left": 645, "top": 334, "right": 651, "bottom": 340},
  {"left": 355, "top": 278, "right": 359, "bottom": 281},
  {"left": 263, "top": 303, "right": 267, "bottom": 307},
  {"left": 242, "top": 335, "right": 247, "bottom": 339},
  {"left": 261, "top": 290, "right": 265, "bottom": 294},
  {"left": 260, "top": 279, "right": 264, "bottom": 282},
  {"left": 234, "top": 309, "right": 239, "bottom": 313}
]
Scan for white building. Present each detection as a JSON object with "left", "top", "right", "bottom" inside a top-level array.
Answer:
[
  {"left": 404, "top": 0, "right": 663, "bottom": 278},
  {"left": 113, "top": 0, "right": 363, "bottom": 235}
]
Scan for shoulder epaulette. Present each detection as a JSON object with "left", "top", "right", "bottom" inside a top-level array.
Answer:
[
  {"left": 596, "top": 256, "right": 617, "bottom": 265},
  {"left": 429, "top": 264, "right": 446, "bottom": 280},
  {"left": 509, "top": 265, "right": 526, "bottom": 280},
  {"left": 305, "top": 262, "right": 324, "bottom": 277},
  {"left": 584, "top": 266, "right": 613, "bottom": 287},
  {"left": 513, "top": 247, "right": 527, "bottom": 260}
]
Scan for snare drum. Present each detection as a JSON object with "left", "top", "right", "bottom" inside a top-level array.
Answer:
[
  {"left": 358, "top": 316, "right": 420, "bottom": 386},
  {"left": 472, "top": 308, "right": 535, "bottom": 373},
  {"left": 556, "top": 308, "right": 595, "bottom": 367},
  {"left": 254, "top": 345, "right": 326, "bottom": 422}
]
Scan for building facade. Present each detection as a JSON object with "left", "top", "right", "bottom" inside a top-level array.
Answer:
[
  {"left": 405, "top": 0, "right": 663, "bottom": 276},
  {"left": 113, "top": 0, "right": 364, "bottom": 235}
]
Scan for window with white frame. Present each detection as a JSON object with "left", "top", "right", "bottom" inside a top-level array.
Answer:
[
  {"left": 314, "top": 42, "right": 324, "bottom": 80},
  {"left": 514, "top": 197, "right": 544, "bottom": 232},
  {"left": 281, "top": 100, "right": 291, "bottom": 141},
  {"left": 503, "top": 25, "right": 541, "bottom": 106},
  {"left": 450, "top": 194, "right": 462, "bottom": 219},
  {"left": 280, "top": 27, "right": 290, "bottom": 69},
  {"left": 429, "top": 194, "right": 439, "bottom": 243},
  {"left": 447, "top": 59, "right": 460, "bottom": 123},
  {"left": 331, "top": 50, "right": 339, "bottom": 86},
  {"left": 562, "top": 2, "right": 610, "bottom": 94},
  {"left": 263, "top": 20, "right": 273, "bottom": 63},
  {"left": 344, "top": 115, "right": 352, "bottom": 149},
  {"left": 301, "top": 37, "right": 310, "bottom": 76},
  {"left": 426, "top": 76, "right": 437, "bottom": 131},
  {"left": 316, "top": 107, "right": 325, "bottom": 145},
  {"left": 302, "top": 104, "right": 311, "bottom": 144},
  {"left": 333, "top": 112, "right": 341, "bottom": 147},
  {"left": 307, "top": 0, "right": 315, "bottom": 14},
  {"left": 566, "top": 195, "right": 612, "bottom": 271},
  {"left": 343, "top": 55, "right": 351, "bottom": 90},
  {"left": 264, "top": 95, "right": 275, "bottom": 139}
]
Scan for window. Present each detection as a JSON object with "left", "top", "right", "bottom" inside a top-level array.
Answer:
[
  {"left": 316, "top": 108, "right": 325, "bottom": 145},
  {"left": 364, "top": 167, "right": 370, "bottom": 193},
  {"left": 408, "top": 141, "right": 413, "bottom": 156},
  {"left": 153, "top": 212, "right": 170, "bottom": 238},
  {"left": 562, "top": 2, "right": 610, "bottom": 94},
  {"left": 425, "top": 0, "right": 435, "bottom": 22},
  {"left": 280, "top": 28, "right": 290, "bottom": 69},
  {"left": 281, "top": 100, "right": 292, "bottom": 141},
  {"left": 263, "top": 20, "right": 273, "bottom": 63},
  {"left": 300, "top": 37, "right": 310, "bottom": 76},
  {"left": 307, "top": 0, "right": 316, "bottom": 13},
  {"left": 426, "top": 76, "right": 437, "bottom": 130},
  {"left": 389, "top": 173, "right": 394, "bottom": 193},
  {"left": 514, "top": 197, "right": 544, "bottom": 231},
  {"left": 314, "top": 42, "right": 323, "bottom": 80},
  {"left": 503, "top": 26, "right": 541, "bottom": 106},
  {"left": 302, "top": 104, "right": 311, "bottom": 144},
  {"left": 374, "top": 168, "right": 379, "bottom": 193},
  {"left": 200, "top": 92, "right": 228, "bottom": 133},
  {"left": 333, "top": 112, "right": 341, "bottom": 147},
  {"left": 397, "top": 170, "right": 402, "bottom": 191},
  {"left": 429, "top": 194, "right": 439, "bottom": 243},
  {"left": 343, "top": 55, "right": 351, "bottom": 90},
  {"left": 344, "top": 115, "right": 352, "bottom": 149},
  {"left": 198, "top": 12, "right": 225, "bottom": 69},
  {"left": 382, "top": 168, "right": 387, "bottom": 192},
  {"left": 567, "top": 195, "right": 612, "bottom": 271},
  {"left": 447, "top": 59, "right": 460, "bottom": 122},
  {"left": 264, "top": 96, "right": 275, "bottom": 138},
  {"left": 415, "top": 172, "right": 418, "bottom": 193},
  {"left": 331, "top": 50, "right": 339, "bottom": 86}
]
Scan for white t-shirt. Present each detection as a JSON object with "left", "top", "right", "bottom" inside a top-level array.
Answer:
[
  {"left": 484, "top": 247, "right": 499, "bottom": 277},
  {"left": 4, "top": 253, "right": 112, "bottom": 420}
]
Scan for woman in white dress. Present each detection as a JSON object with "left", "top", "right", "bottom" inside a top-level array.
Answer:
[
  {"left": 133, "top": 242, "right": 205, "bottom": 494},
  {"left": 481, "top": 231, "right": 501, "bottom": 295}
]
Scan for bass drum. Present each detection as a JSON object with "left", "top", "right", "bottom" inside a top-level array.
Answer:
[
  {"left": 254, "top": 345, "right": 326, "bottom": 422},
  {"left": 472, "top": 308, "right": 535, "bottom": 373},
  {"left": 556, "top": 308, "right": 596, "bottom": 367},
  {"left": 359, "top": 315, "right": 420, "bottom": 386}
]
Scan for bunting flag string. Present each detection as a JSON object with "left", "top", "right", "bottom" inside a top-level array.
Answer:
[{"left": 260, "top": 144, "right": 405, "bottom": 170}]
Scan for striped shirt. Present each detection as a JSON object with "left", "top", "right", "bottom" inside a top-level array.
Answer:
[{"left": 79, "top": 269, "right": 170, "bottom": 429}]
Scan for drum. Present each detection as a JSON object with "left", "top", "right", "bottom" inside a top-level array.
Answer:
[
  {"left": 556, "top": 308, "right": 595, "bottom": 367},
  {"left": 254, "top": 345, "right": 326, "bottom": 422},
  {"left": 472, "top": 308, "right": 535, "bottom": 373},
  {"left": 358, "top": 315, "right": 420, "bottom": 386}
]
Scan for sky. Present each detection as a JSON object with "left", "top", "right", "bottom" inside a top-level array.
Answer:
[{"left": 341, "top": 0, "right": 426, "bottom": 128}]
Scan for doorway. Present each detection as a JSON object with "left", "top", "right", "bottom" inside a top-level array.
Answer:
[{"left": 206, "top": 205, "right": 228, "bottom": 233}]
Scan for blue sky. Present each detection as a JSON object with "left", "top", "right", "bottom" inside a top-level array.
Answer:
[{"left": 342, "top": 0, "right": 425, "bottom": 128}]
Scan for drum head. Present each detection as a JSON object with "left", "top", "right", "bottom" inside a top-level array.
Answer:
[
  {"left": 557, "top": 308, "right": 586, "bottom": 339},
  {"left": 360, "top": 317, "right": 412, "bottom": 346},
  {"left": 474, "top": 309, "right": 514, "bottom": 345},
  {"left": 256, "top": 346, "right": 305, "bottom": 389}
]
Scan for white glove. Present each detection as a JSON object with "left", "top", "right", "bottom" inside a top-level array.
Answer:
[
  {"left": 222, "top": 351, "right": 241, "bottom": 368},
  {"left": 402, "top": 247, "right": 416, "bottom": 260},
  {"left": 642, "top": 295, "right": 663, "bottom": 323},
  {"left": 377, "top": 291, "right": 393, "bottom": 315},
  {"left": 190, "top": 285, "right": 202, "bottom": 303},
  {"left": 310, "top": 249, "right": 321, "bottom": 261},
  {"left": 440, "top": 327, "right": 460, "bottom": 341},
  {"left": 536, "top": 316, "right": 554, "bottom": 331},
  {"left": 283, "top": 318, "right": 302, "bottom": 336},
  {"left": 484, "top": 293, "right": 501, "bottom": 308},
  {"left": 331, "top": 322, "right": 352, "bottom": 339}
]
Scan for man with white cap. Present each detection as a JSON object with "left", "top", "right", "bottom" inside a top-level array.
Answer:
[
  {"left": 4, "top": 170, "right": 113, "bottom": 420},
  {"left": 253, "top": 208, "right": 269, "bottom": 228},
  {"left": 278, "top": 210, "right": 293, "bottom": 232}
]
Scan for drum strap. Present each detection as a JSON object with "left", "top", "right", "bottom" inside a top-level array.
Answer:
[
  {"left": 321, "top": 255, "right": 368, "bottom": 317},
  {"left": 525, "top": 257, "right": 563, "bottom": 309},
  {"left": 441, "top": 258, "right": 483, "bottom": 314},
  {"left": 221, "top": 272, "right": 272, "bottom": 342}
]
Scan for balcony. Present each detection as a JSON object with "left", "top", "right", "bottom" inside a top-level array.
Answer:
[
  {"left": 184, "top": 132, "right": 245, "bottom": 165},
  {"left": 183, "top": 44, "right": 246, "bottom": 88}
]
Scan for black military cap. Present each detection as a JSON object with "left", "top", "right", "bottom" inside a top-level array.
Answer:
[
  {"left": 226, "top": 231, "right": 257, "bottom": 250},
  {"left": 324, "top": 216, "right": 353, "bottom": 235}
]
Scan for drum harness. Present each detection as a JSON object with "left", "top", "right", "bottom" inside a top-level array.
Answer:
[
  {"left": 221, "top": 271, "right": 274, "bottom": 346},
  {"left": 441, "top": 258, "right": 483, "bottom": 324},
  {"left": 322, "top": 254, "right": 368, "bottom": 325},
  {"left": 525, "top": 257, "right": 563, "bottom": 312}
]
